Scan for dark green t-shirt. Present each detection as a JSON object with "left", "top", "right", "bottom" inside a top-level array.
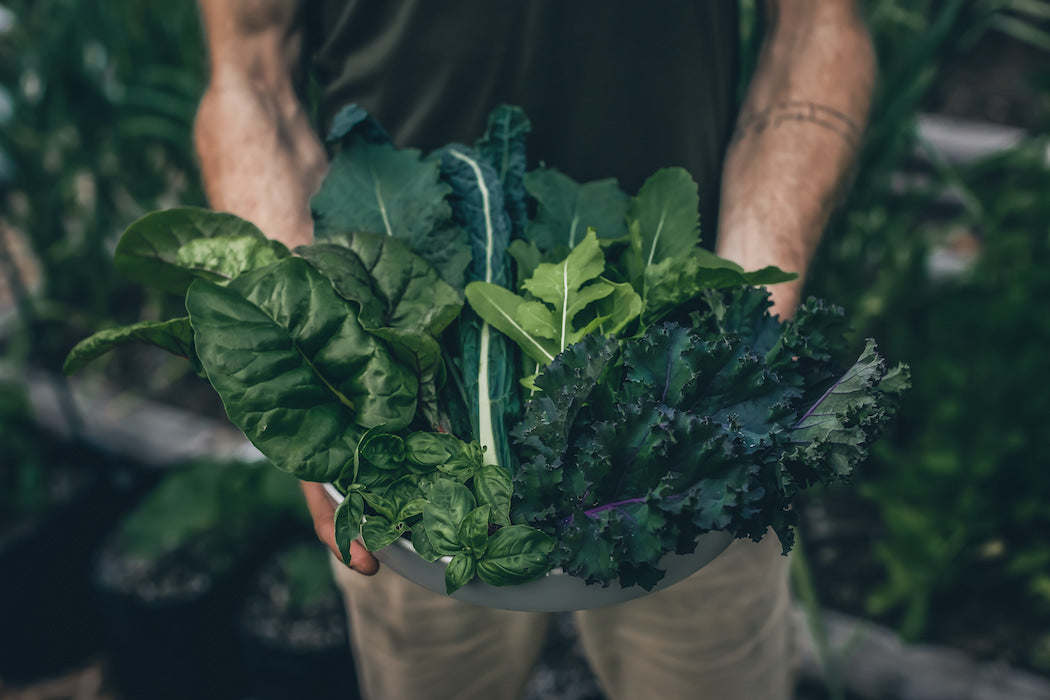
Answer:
[{"left": 308, "top": 1, "right": 739, "bottom": 228}]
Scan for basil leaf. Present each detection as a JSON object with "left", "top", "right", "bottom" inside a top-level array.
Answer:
[
  {"left": 361, "top": 515, "right": 405, "bottom": 552},
  {"left": 334, "top": 492, "right": 364, "bottom": 564},
  {"left": 410, "top": 521, "right": 442, "bottom": 563},
  {"left": 421, "top": 479, "right": 476, "bottom": 555},
  {"left": 473, "top": 463, "right": 513, "bottom": 527},
  {"left": 445, "top": 551, "right": 477, "bottom": 594},
  {"left": 476, "top": 525, "right": 555, "bottom": 586},
  {"left": 459, "top": 505, "right": 491, "bottom": 558},
  {"left": 360, "top": 431, "right": 406, "bottom": 471}
]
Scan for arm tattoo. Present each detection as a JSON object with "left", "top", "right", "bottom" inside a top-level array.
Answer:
[{"left": 731, "top": 101, "right": 861, "bottom": 146}]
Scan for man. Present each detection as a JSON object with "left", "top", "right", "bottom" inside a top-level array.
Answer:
[{"left": 194, "top": 2, "right": 875, "bottom": 698}]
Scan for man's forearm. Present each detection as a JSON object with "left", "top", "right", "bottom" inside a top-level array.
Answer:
[
  {"left": 195, "top": 86, "right": 326, "bottom": 248},
  {"left": 194, "top": 0, "right": 326, "bottom": 249},
  {"left": 716, "top": 0, "right": 875, "bottom": 318}
]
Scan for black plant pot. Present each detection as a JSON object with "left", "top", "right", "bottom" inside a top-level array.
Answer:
[
  {"left": 0, "top": 448, "right": 142, "bottom": 685},
  {"left": 91, "top": 531, "right": 259, "bottom": 700},
  {"left": 237, "top": 541, "right": 359, "bottom": 700}
]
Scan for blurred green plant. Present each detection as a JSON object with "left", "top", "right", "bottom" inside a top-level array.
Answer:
[
  {"left": 800, "top": 0, "right": 1050, "bottom": 647},
  {"left": 0, "top": 0, "right": 206, "bottom": 369},
  {"left": 856, "top": 141, "right": 1050, "bottom": 641}
]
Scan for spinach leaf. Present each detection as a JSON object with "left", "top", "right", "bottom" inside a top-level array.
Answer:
[
  {"left": 114, "top": 207, "right": 283, "bottom": 295},
  {"left": 186, "top": 257, "right": 418, "bottom": 481},
  {"left": 63, "top": 317, "right": 201, "bottom": 376}
]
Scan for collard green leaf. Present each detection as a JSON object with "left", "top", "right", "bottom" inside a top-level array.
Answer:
[
  {"left": 63, "top": 317, "right": 199, "bottom": 376},
  {"left": 523, "top": 168, "right": 629, "bottom": 252},
  {"left": 114, "top": 207, "right": 271, "bottom": 295},
  {"left": 476, "top": 525, "right": 555, "bottom": 586},
  {"left": 311, "top": 136, "right": 453, "bottom": 244},
  {"left": 185, "top": 258, "right": 417, "bottom": 481}
]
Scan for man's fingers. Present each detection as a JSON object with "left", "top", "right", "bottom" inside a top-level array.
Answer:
[{"left": 299, "top": 481, "right": 379, "bottom": 576}]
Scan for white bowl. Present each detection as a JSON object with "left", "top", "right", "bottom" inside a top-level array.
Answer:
[{"left": 323, "top": 483, "right": 733, "bottom": 612}]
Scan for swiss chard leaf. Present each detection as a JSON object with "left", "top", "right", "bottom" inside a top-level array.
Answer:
[{"left": 438, "top": 144, "right": 519, "bottom": 470}]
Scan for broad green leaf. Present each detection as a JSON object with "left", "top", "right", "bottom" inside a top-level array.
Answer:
[
  {"left": 627, "top": 167, "right": 701, "bottom": 270},
  {"left": 464, "top": 282, "right": 558, "bottom": 365},
  {"left": 63, "top": 317, "right": 198, "bottom": 375},
  {"left": 473, "top": 463, "right": 513, "bottom": 527},
  {"left": 476, "top": 525, "right": 555, "bottom": 586},
  {"left": 459, "top": 505, "right": 491, "bottom": 558},
  {"left": 524, "top": 168, "right": 628, "bottom": 251},
  {"left": 445, "top": 551, "right": 477, "bottom": 594},
  {"left": 311, "top": 137, "right": 452, "bottom": 244},
  {"left": 185, "top": 258, "right": 417, "bottom": 481},
  {"left": 422, "top": 479, "right": 476, "bottom": 555},
  {"left": 114, "top": 207, "right": 270, "bottom": 295},
  {"left": 296, "top": 234, "right": 462, "bottom": 337},
  {"left": 334, "top": 492, "right": 364, "bottom": 564},
  {"left": 174, "top": 235, "right": 289, "bottom": 284}
]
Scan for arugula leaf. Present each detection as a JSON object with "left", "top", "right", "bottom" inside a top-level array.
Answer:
[{"left": 466, "top": 231, "right": 642, "bottom": 364}]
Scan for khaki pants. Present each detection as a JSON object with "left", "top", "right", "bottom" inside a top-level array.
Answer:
[{"left": 332, "top": 533, "right": 793, "bottom": 700}]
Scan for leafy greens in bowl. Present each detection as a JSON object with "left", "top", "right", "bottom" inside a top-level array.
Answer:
[{"left": 65, "top": 105, "right": 909, "bottom": 605}]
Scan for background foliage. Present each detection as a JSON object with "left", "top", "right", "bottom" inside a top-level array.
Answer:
[{"left": 2, "top": 0, "right": 1050, "bottom": 675}]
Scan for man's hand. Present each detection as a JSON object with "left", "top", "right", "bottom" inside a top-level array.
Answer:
[{"left": 300, "top": 482, "right": 380, "bottom": 575}]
